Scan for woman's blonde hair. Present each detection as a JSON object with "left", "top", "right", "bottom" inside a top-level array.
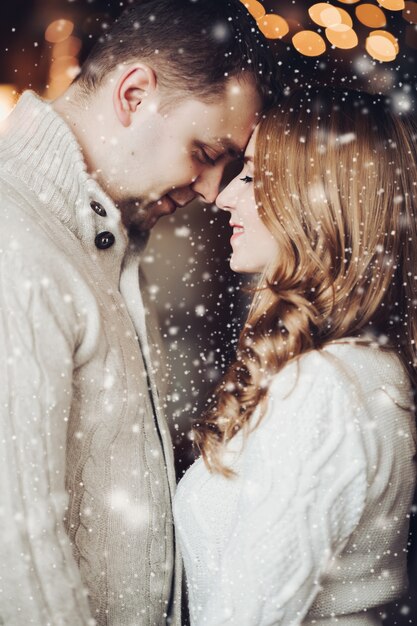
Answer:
[{"left": 193, "top": 87, "right": 417, "bottom": 476}]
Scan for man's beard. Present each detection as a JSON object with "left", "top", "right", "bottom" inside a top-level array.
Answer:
[{"left": 116, "top": 197, "right": 153, "bottom": 231}]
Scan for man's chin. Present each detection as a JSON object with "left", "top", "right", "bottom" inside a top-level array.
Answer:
[{"left": 134, "top": 214, "right": 160, "bottom": 231}]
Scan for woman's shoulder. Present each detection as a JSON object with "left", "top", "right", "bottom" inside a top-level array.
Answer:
[
  {"left": 268, "top": 340, "right": 411, "bottom": 404},
  {"left": 264, "top": 341, "right": 414, "bottom": 443},
  {"left": 257, "top": 342, "right": 415, "bottom": 471}
]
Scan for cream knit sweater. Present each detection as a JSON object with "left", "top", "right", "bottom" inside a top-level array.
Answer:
[
  {"left": 0, "top": 92, "right": 181, "bottom": 625},
  {"left": 174, "top": 343, "right": 416, "bottom": 626}
]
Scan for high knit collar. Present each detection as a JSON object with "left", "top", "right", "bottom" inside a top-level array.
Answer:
[{"left": 0, "top": 91, "right": 148, "bottom": 253}]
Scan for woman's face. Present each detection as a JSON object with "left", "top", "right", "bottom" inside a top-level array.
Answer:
[{"left": 216, "top": 127, "right": 279, "bottom": 274}]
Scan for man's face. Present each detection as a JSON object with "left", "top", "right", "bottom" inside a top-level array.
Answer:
[{"left": 108, "top": 76, "right": 262, "bottom": 230}]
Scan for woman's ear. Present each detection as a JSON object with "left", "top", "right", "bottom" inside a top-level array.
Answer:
[{"left": 113, "top": 63, "right": 157, "bottom": 127}]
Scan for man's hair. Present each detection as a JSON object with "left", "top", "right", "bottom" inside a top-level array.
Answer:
[{"left": 76, "top": 0, "right": 279, "bottom": 108}]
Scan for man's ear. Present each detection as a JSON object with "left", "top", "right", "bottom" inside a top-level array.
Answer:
[{"left": 113, "top": 64, "right": 157, "bottom": 127}]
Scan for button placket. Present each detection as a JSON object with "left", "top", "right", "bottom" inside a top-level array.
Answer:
[
  {"left": 95, "top": 231, "right": 115, "bottom": 250},
  {"left": 90, "top": 200, "right": 107, "bottom": 217},
  {"left": 90, "top": 199, "right": 116, "bottom": 250}
]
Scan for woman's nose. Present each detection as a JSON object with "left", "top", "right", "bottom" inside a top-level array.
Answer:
[{"left": 216, "top": 180, "right": 236, "bottom": 213}]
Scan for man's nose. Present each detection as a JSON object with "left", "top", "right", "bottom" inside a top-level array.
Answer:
[{"left": 191, "top": 165, "right": 225, "bottom": 204}]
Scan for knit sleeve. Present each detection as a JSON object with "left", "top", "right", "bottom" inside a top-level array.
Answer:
[
  {"left": 199, "top": 354, "right": 369, "bottom": 626},
  {"left": 0, "top": 253, "right": 94, "bottom": 625}
]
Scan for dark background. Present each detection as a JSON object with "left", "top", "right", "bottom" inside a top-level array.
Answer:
[{"left": 0, "top": 1, "right": 416, "bottom": 623}]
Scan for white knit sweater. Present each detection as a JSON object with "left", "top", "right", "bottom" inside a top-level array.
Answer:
[
  {"left": 174, "top": 343, "right": 416, "bottom": 626},
  {"left": 0, "top": 92, "right": 181, "bottom": 625}
]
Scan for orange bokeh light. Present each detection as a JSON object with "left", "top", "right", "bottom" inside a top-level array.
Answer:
[
  {"left": 238, "top": 0, "right": 404, "bottom": 61},
  {"left": 292, "top": 30, "right": 326, "bottom": 56},
  {"left": 309, "top": 4, "right": 352, "bottom": 27},
  {"left": 333, "top": 7, "right": 353, "bottom": 25},
  {"left": 257, "top": 14, "right": 289, "bottom": 39},
  {"left": 403, "top": 0, "right": 417, "bottom": 22},
  {"left": 45, "top": 19, "right": 74, "bottom": 44},
  {"left": 377, "top": 0, "right": 405, "bottom": 10},
  {"left": 309, "top": 4, "right": 340, "bottom": 26},
  {"left": 325, "top": 24, "right": 359, "bottom": 48},
  {"left": 356, "top": 4, "right": 387, "bottom": 27},
  {"left": 50, "top": 56, "right": 80, "bottom": 79},
  {"left": 366, "top": 30, "right": 399, "bottom": 60},
  {"left": 53, "top": 36, "right": 82, "bottom": 58},
  {"left": 241, "top": 0, "right": 266, "bottom": 20},
  {"left": 0, "top": 85, "right": 18, "bottom": 126}
]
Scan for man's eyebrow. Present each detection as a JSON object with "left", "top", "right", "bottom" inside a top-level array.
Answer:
[{"left": 211, "top": 137, "right": 244, "bottom": 159}]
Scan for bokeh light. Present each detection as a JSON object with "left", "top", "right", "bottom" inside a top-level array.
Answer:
[
  {"left": 292, "top": 30, "right": 327, "bottom": 56},
  {"left": 257, "top": 14, "right": 289, "bottom": 39},
  {"left": 309, "top": 4, "right": 353, "bottom": 27},
  {"left": 377, "top": 0, "right": 405, "bottom": 10},
  {"left": 325, "top": 24, "right": 359, "bottom": 48},
  {"left": 0, "top": 85, "right": 18, "bottom": 127},
  {"left": 242, "top": 0, "right": 265, "bottom": 20},
  {"left": 333, "top": 7, "right": 353, "bottom": 26},
  {"left": 366, "top": 29, "right": 399, "bottom": 60},
  {"left": 403, "top": 1, "right": 417, "bottom": 22},
  {"left": 309, "top": 4, "right": 341, "bottom": 26},
  {"left": 53, "top": 36, "right": 82, "bottom": 58},
  {"left": 238, "top": 0, "right": 413, "bottom": 62},
  {"left": 45, "top": 19, "right": 74, "bottom": 44},
  {"left": 50, "top": 56, "right": 80, "bottom": 79},
  {"left": 356, "top": 4, "right": 387, "bottom": 27}
]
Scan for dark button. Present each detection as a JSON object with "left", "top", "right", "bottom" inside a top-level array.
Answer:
[
  {"left": 95, "top": 231, "right": 115, "bottom": 250},
  {"left": 90, "top": 200, "right": 107, "bottom": 217}
]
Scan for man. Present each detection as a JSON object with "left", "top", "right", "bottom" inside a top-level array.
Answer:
[{"left": 0, "top": 0, "right": 277, "bottom": 624}]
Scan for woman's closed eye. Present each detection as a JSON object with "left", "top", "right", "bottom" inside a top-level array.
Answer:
[{"left": 240, "top": 175, "right": 253, "bottom": 184}]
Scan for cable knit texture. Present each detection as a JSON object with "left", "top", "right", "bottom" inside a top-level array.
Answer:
[
  {"left": 0, "top": 92, "right": 181, "bottom": 626},
  {"left": 174, "top": 343, "right": 416, "bottom": 626}
]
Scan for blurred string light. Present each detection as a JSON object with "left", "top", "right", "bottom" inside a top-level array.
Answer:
[
  {"left": 240, "top": 0, "right": 414, "bottom": 61},
  {"left": 44, "top": 19, "right": 81, "bottom": 99}
]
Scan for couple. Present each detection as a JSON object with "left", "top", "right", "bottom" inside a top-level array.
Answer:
[{"left": 0, "top": 0, "right": 416, "bottom": 625}]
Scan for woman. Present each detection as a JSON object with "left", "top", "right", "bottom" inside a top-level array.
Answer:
[{"left": 173, "top": 87, "right": 417, "bottom": 625}]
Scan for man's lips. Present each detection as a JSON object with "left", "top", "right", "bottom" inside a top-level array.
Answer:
[
  {"left": 165, "top": 194, "right": 193, "bottom": 214},
  {"left": 162, "top": 195, "right": 178, "bottom": 215}
]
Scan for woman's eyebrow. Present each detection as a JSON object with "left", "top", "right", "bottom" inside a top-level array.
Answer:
[{"left": 244, "top": 156, "right": 254, "bottom": 163}]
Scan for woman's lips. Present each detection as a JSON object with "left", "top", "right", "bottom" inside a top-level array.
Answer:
[{"left": 230, "top": 223, "right": 244, "bottom": 241}]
